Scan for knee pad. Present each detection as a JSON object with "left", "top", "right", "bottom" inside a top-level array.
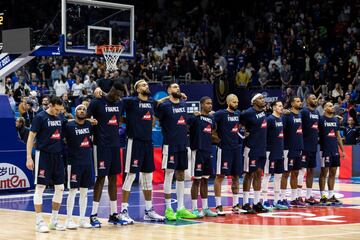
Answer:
[
  {"left": 141, "top": 173, "right": 153, "bottom": 191},
  {"left": 33, "top": 185, "right": 46, "bottom": 205},
  {"left": 164, "top": 169, "right": 174, "bottom": 194},
  {"left": 123, "top": 173, "right": 136, "bottom": 192},
  {"left": 53, "top": 184, "right": 65, "bottom": 204}
]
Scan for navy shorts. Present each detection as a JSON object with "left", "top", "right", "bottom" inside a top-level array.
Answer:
[
  {"left": 162, "top": 145, "right": 188, "bottom": 170},
  {"left": 302, "top": 151, "right": 317, "bottom": 168},
  {"left": 320, "top": 152, "right": 341, "bottom": 168},
  {"left": 67, "top": 164, "right": 93, "bottom": 189},
  {"left": 191, "top": 150, "right": 213, "bottom": 177},
  {"left": 243, "top": 147, "right": 265, "bottom": 173},
  {"left": 35, "top": 150, "right": 64, "bottom": 186},
  {"left": 93, "top": 145, "right": 121, "bottom": 177},
  {"left": 217, "top": 147, "right": 242, "bottom": 176},
  {"left": 265, "top": 152, "right": 284, "bottom": 174},
  {"left": 124, "top": 138, "right": 155, "bottom": 173},
  {"left": 284, "top": 150, "right": 302, "bottom": 171}
]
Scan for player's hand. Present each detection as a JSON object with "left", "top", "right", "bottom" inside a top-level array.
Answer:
[
  {"left": 88, "top": 118, "right": 98, "bottom": 125},
  {"left": 193, "top": 111, "right": 201, "bottom": 116},
  {"left": 93, "top": 87, "right": 103, "bottom": 98},
  {"left": 244, "top": 131, "right": 250, "bottom": 137},
  {"left": 26, "top": 157, "right": 34, "bottom": 171},
  {"left": 181, "top": 93, "right": 188, "bottom": 100},
  {"left": 209, "top": 111, "right": 215, "bottom": 115},
  {"left": 283, "top": 109, "right": 290, "bottom": 115},
  {"left": 341, "top": 152, "right": 346, "bottom": 159}
]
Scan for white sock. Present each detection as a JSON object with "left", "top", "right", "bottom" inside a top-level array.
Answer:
[
  {"left": 261, "top": 174, "right": 271, "bottom": 201},
  {"left": 215, "top": 196, "right": 222, "bottom": 206},
  {"left": 281, "top": 189, "right": 287, "bottom": 200},
  {"left": 51, "top": 210, "right": 59, "bottom": 221},
  {"left": 232, "top": 194, "right": 239, "bottom": 206},
  {"left": 110, "top": 200, "right": 117, "bottom": 215},
  {"left": 202, "top": 198, "right": 208, "bottom": 209},
  {"left": 121, "top": 202, "right": 129, "bottom": 211},
  {"left": 66, "top": 189, "right": 77, "bottom": 219},
  {"left": 165, "top": 198, "right": 172, "bottom": 209},
  {"left": 320, "top": 191, "right": 326, "bottom": 197},
  {"left": 36, "top": 213, "right": 43, "bottom": 223},
  {"left": 274, "top": 174, "right": 282, "bottom": 203},
  {"left": 243, "top": 191, "right": 250, "bottom": 204},
  {"left": 291, "top": 189, "right": 297, "bottom": 200},
  {"left": 328, "top": 190, "right": 334, "bottom": 198},
  {"left": 145, "top": 200, "right": 152, "bottom": 211},
  {"left": 297, "top": 188, "right": 302, "bottom": 198},
  {"left": 254, "top": 191, "right": 261, "bottom": 204},
  {"left": 176, "top": 181, "right": 185, "bottom": 209},
  {"left": 79, "top": 188, "right": 88, "bottom": 219},
  {"left": 192, "top": 199, "right": 198, "bottom": 210},
  {"left": 91, "top": 201, "right": 99, "bottom": 215},
  {"left": 297, "top": 168, "right": 305, "bottom": 185},
  {"left": 306, "top": 188, "right": 312, "bottom": 199}
]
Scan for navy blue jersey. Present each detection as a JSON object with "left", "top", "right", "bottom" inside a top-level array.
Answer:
[
  {"left": 301, "top": 108, "right": 319, "bottom": 152},
  {"left": 155, "top": 100, "right": 188, "bottom": 149},
  {"left": 188, "top": 114, "right": 215, "bottom": 152},
  {"left": 87, "top": 96, "right": 123, "bottom": 147},
  {"left": 266, "top": 114, "right": 284, "bottom": 160},
  {"left": 63, "top": 120, "right": 93, "bottom": 165},
  {"left": 123, "top": 96, "right": 156, "bottom": 141},
  {"left": 30, "top": 111, "right": 63, "bottom": 153},
  {"left": 240, "top": 107, "right": 267, "bottom": 157},
  {"left": 214, "top": 109, "right": 241, "bottom": 150},
  {"left": 319, "top": 116, "right": 340, "bottom": 156},
  {"left": 283, "top": 112, "right": 303, "bottom": 152}
]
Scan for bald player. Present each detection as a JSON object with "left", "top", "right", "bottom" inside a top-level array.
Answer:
[{"left": 213, "top": 94, "right": 242, "bottom": 216}]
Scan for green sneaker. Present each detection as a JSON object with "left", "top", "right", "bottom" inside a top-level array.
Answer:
[
  {"left": 191, "top": 209, "right": 204, "bottom": 218},
  {"left": 203, "top": 208, "right": 218, "bottom": 217},
  {"left": 165, "top": 208, "right": 177, "bottom": 221},
  {"left": 176, "top": 207, "right": 197, "bottom": 219}
]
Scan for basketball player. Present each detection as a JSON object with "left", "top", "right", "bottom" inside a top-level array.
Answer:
[
  {"left": 298, "top": 94, "right": 320, "bottom": 205},
  {"left": 241, "top": 93, "right": 268, "bottom": 213},
  {"left": 87, "top": 80, "right": 128, "bottom": 227},
  {"left": 156, "top": 83, "right": 197, "bottom": 220},
  {"left": 26, "top": 96, "right": 66, "bottom": 233},
  {"left": 281, "top": 96, "right": 306, "bottom": 207},
  {"left": 318, "top": 101, "right": 345, "bottom": 205},
  {"left": 64, "top": 104, "right": 94, "bottom": 229},
  {"left": 213, "top": 94, "right": 242, "bottom": 216},
  {"left": 261, "top": 100, "right": 288, "bottom": 210},
  {"left": 188, "top": 96, "right": 218, "bottom": 217},
  {"left": 120, "top": 79, "right": 166, "bottom": 222}
]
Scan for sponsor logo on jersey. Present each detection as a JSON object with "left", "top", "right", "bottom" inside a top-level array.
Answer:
[
  {"left": 270, "top": 161, "right": 275, "bottom": 169},
  {"left": 108, "top": 115, "right": 118, "bottom": 125},
  {"left": 80, "top": 137, "right": 90, "bottom": 148},
  {"left": 231, "top": 124, "right": 239, "bottom": 133},
  {"left": 177, "top": 115, "right": 186, "bottom": 125},
  {"left": 289, "top": 159, "right": 294, "bottom": 166},
  {"left": 132, "top": 159, "right": 138, "bottom": 167},
  {"left": 311, "top": 122, "right": 318, "bottom": 130},
  {"left": 296, "top": 126, "right": 303, "bottom": 134},
  {"left": 142, "top": 111, "right": 152, "bottom": 121},
  {"left": 203, "top": 124, "right": 212, "bottom": 133},
  {"left": 39, "top": 169, "right": 45, "bottom": 178},
  {"left": 99, "top": 161, "right": 106, "bottom": 169},
  {"left": 50, "top": 129, "right": 61, "bottom": 139},
  {"left": 196, "top": 163, "right": 202, "bottom": 171},
  {"left": 325, "top": 156, "right": 330, "bottom": 162},
  {"left": 222, "top": 162, "right": 228, "bottom": 169},
  {"left": 250, "top": 160, "right": 256, "bottom": 167},
  {"left": 71, "top": 174, "right": 77, "bottom": 182},
  {"left": 169, "top": 155, "right": 175, "bottom": 164},
  {"left": 278, "top": 130, "right": 284, "bottom": 138},
  {"left": 261, "top": 119, "right": 267, "bottom": 128},
  {"left": 302, "top": 155, "right": 306, "bottom": 162},
  {"left": 328, "top": 129, "right": 336, "bottom": 137}
]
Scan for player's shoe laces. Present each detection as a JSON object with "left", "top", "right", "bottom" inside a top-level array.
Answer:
[
  {"left": 176, "top": 207, "right": 197, "bottom": 219},
  {"left": 253, "top": 202, "right": 269, "bottom": 213},
  {"left": 120, "top": 209, "right": 135, "bottom": 224},
  {"left": 263, "top": 200, "right": 274, "bottom": 212},
  {"left": 65, "top": 219, "right": 78, "bottom": 229},
  {"left": 48, "top": 218, "right": 66, "bottom": 231},
  {"left": 274, "top": 200, "right": 289, "bottom": 210},
  {"left": 191, "top": 209, "right": 205, "bottom": 218},
  {"left": 319, "top": 196, "right": 331, "bottom": 206},
  {"left": 241, "top": 203, "right": 256, "bottom": 214},
  {"left": 144, "top": 208, "right": 165, "bottom": 222},
  {"left": 328, "top": 195, "right": 342, "bottom": 205},
  {"left": 108, "top": 213, "right": 128, "bottom": 225},
  {"left": 215, "top": 205, "right": 226, "bottom": 216},
  {"left": 165, "top": 208, "right": 177, "bottom": 221},
  {"left": 90, "top": 214, "right": 102, "bottom": 228},
  {"left": 203, "top": 208, "right": 217, "bottom": 217},
  {"left": 79, "top": 219, "right": 93, "bottom": 228},
  {"left": 232, "top": 203, "right": 242, "bottom": 214},
  {"left": 305, "top": 196, "right": 320, "bottom": 205},
  {"left": 281, "top": 199, "right": 291, "bottom": 208},
  {"left": 36, "top": 220, "right": 50, "bottom": 233}
]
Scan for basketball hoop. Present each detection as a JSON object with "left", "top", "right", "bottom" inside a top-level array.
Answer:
[{"left": 96, "top": 45, "right": 124, "bottom": 72}]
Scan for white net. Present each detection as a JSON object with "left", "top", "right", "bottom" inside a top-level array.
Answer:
[{"left": 100, "top": 45, "right": 124, "bottom": 72}]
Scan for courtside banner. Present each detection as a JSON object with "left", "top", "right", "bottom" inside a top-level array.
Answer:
[{"left": 339, "top": 145, "right": 352, "bottom": 179}]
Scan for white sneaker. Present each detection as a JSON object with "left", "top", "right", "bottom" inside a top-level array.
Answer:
[
  {"left": 48, "top": 218, "right": 66, "bottom": 231},
  {"left": 120, "top": 209, "right": 134, "bottom": 224},
  {"left": 79, "top": 219, "right": 93, "bottom": 229},
  {"left": 144, "top": 208, "right": 165, "bottom": 222},
  {"left": 65, "top": 219, "right": 78, "bottom": 229},
  {"left": 36, "top": 220, "right": 50, "bottom": 233}
]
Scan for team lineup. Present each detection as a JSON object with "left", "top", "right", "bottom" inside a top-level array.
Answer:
[{"left": 25, "top": 79, "right": 345, "bottom": 233}]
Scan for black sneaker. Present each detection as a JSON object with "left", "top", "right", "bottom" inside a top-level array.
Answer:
[
  {"left": 328, "top": 195, "right": 342, "bottom": 205},
  {"left": 241, "top": 203, "right": 256, "bottom": 214},
  {"left": 319, "top": 196, "right": 331, "bottom": 206},
  {"left": 108, "top": 213, "right": 128, "bottom": 225},
  {"left": 232, "top": 203, "right": 242, "bottom": 214},
  {"left": 215, "top": 205, "right": 226, "bottom": 216},
  {"left": 90, "top": 214, "right": 101, "bottom": 228},
  {"left": 253, "top": 202, "right": 269, "bottom": 213}
]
